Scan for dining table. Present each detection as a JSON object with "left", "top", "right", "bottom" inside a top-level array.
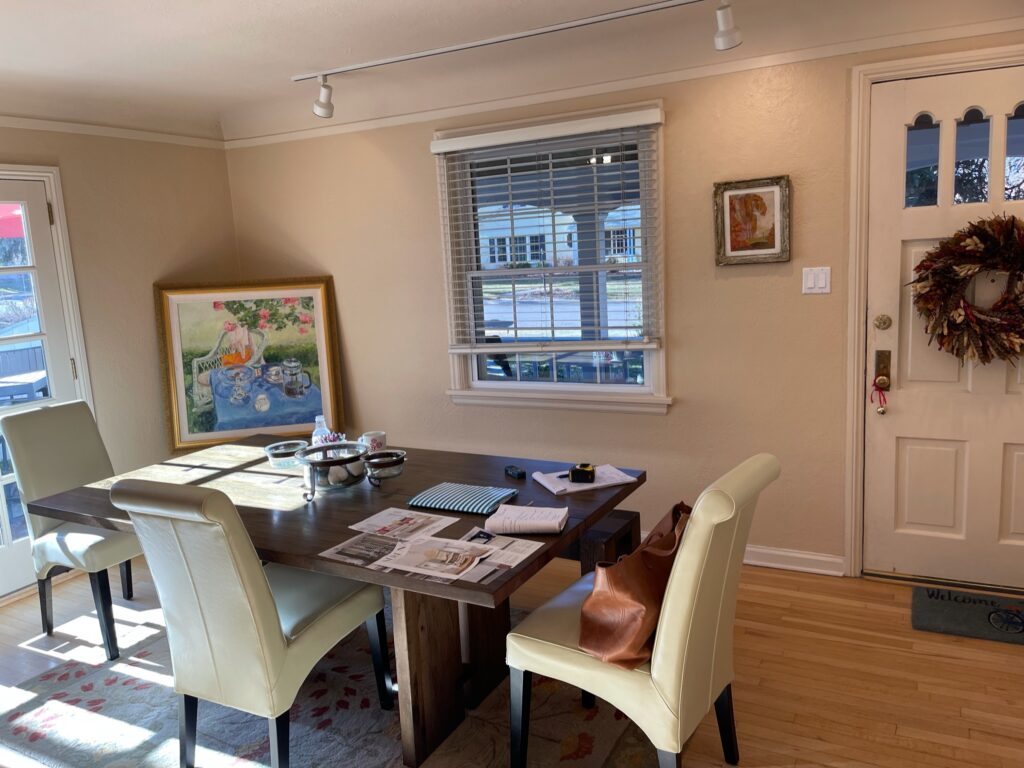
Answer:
[{"left": 26, "top": 434, "right": 646, "bottom": 767}]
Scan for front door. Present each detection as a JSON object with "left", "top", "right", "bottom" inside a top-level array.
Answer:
[
  {"left": 863, "top": 67, "right": 1024, "bottom": 588},
  {"left": 0, "top": 177, "right": 83, "bottom": 595}
]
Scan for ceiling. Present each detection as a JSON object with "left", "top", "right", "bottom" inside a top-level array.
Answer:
[{"left": 2, "top": 0, "right": 1023, "bottom": 143}]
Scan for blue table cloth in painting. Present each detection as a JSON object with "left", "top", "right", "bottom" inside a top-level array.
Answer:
[{"left": 211, "top": 365, "right": 323, "bottom": 432}]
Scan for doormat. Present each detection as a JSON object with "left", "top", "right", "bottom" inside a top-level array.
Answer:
[{"left": 911, "top": 586, "right": 1024, "bottom": 645}]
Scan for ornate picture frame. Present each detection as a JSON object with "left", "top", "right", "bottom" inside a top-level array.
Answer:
[
  {"left": 714, "top": 175, "right": 792, "bottom": 265},
  {"left": 156, "top": 276, "right": 342, "bottom": 449}
]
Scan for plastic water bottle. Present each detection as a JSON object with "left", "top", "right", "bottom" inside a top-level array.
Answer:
[{"left": 312, "top": 415, "right": 330, "bottom": 446}]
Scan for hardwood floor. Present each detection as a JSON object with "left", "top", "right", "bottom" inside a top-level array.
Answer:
[{"left": 2, "top": 559, "right": 1023, "bottom": 767}]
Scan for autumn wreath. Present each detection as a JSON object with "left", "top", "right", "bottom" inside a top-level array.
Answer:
[{"left": 911, "top": 214, "right": 1024, "bottom": 364}]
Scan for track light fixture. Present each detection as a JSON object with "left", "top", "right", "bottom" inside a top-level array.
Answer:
[
  {"left": 301, "top": 0, "right": 744, "bottom": 118},
  {"left": 312, "top": 75, "right": 334, "bottom": 118},
  {"left": 713, "top": 1, "right": 742, "bottom": 51}
]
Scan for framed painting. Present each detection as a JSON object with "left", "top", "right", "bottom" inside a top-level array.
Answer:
[
  {"left": 714, "top": 175, "right": 791, "bottom": 265},
  {"left": 156, "top": 276, "right": 342, "bottom": 449}
]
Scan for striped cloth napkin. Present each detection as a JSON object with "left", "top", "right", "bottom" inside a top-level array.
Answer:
[{"left": 408, "top": 482, "right": 518, "bottom": 515}]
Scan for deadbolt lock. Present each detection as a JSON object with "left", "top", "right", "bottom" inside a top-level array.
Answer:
[{"left": 873, "top": 314, "right": 893, "bottom": 331}]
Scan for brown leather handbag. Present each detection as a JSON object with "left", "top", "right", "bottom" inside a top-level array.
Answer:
[{"left": 578, "top": 502, "right": 691, "bottom": 669}]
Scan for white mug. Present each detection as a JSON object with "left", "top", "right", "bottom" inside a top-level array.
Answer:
[{"left": 359, "top": 431, "right": 387, "bottom": 453}]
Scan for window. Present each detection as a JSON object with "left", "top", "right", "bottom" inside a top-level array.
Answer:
[
  {"left": 954, "top": 107, "right": 990, "bottom": 204},
  {"left": 434, "top": 109, "right": 669, "bottom": 412},
  {"left": 905, "top": 113, "right": 940, "bottom": 207}
]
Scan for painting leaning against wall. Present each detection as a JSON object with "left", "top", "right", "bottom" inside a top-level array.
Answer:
[{"left": 156, "top": 277, "right": 342, "bottom": 449}]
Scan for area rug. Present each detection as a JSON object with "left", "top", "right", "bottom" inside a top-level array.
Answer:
[
  {"left": 911, "top": 586, "right": 1024, "bottom": 645},
  {"left": 0, "top": 613, "right": 655, "bottom": 767}
]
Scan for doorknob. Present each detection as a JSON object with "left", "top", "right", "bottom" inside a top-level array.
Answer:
[{"left": 873, "top": 350, "right": 891, "bottom": 391}]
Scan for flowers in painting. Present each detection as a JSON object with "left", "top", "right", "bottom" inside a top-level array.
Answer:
[{"left": 213, "top": 296, "right": 316, "bottom": 333}]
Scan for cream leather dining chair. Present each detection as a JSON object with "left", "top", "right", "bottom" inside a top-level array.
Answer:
[
  {"left": 507, "top": 454, "right": 781, "bottom": 768},
  {"left": 1, "top": 401, "right": 142, "bottom": 661},
  {"left": 110, "top": 478, "right": 394, "bottom": 768}
]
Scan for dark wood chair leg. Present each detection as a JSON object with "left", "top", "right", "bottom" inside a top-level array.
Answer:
[
  {"left": 88, "top": 569, "right": 119, "bottom": 660},
  {"left": 37, "top": 577, "right": 53, "bottom": 635},
  {"left": 119, "top": 560, "right": 133, "bottom": 601},
  {"left": 365, "top": 610, "right": 395, "bottom": 710},
  {"left": 714, "top": 683, "right": 740, "bottom": 765},
  {"left": 510, "top": 667, "right": 532, "bottom": 768},
  {"left": 581, "top": 690, "right": 596, "bottom": 709},
  {"left": 269, "top": 709, "right": 290, "bottom": 768},
  {"left": 657, "top": 749, "right": 682, "bottom": 767},
  {"left": 179, "top": 694, "right": 197, "bottom": 768}
]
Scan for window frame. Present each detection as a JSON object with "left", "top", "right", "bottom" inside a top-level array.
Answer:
[{"left": 434, "top": 106, "right": 671, "bottom": 414}]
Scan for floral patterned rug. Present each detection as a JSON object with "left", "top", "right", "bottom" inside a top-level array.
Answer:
[{"left": 0, "top": 614, "right": 658, "bottom": 767}]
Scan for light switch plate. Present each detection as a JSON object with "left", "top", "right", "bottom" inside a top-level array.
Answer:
[{"left": 802, "top": 267, "right": 831, "bottom": 294}]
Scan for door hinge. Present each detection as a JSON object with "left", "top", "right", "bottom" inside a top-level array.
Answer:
[
  {"left": 70, "top": 358, "right": 78, "bottom": 380},
  {"left": 47, "top": 203, "right": 54, "bottom": 225}
]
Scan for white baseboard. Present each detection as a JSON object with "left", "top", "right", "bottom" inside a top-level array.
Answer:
[{"left": 743, "top": 545, "right": 847, "bottom": 577}]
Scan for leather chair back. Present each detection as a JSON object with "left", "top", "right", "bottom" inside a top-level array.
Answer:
[
  {"left": 110, "top": 479, "right": 288, "bottom": 714},
  {"left": 650, "top": 453, "right": 780, "bottom": 743},
  {"left": 1, "top": 401, "right": 115, "bottom": 540}
]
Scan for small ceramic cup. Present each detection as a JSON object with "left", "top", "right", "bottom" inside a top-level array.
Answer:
[{"left": 359, "top": 431, "right": 387, "bottom": 452}]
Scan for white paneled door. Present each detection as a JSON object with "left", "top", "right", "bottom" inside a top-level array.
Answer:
[
  {"left": 0, "top": 177, "right": 83, "bottom": 595},
  {"left": 864, "top": 67, "right": 1024, "bottom": 588}
]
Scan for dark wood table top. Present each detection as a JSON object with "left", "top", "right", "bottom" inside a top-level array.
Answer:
[{"left": 27, "top": 435, "right": 645, "bottom": 607}]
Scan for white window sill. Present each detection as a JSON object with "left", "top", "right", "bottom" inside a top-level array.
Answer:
[{"left": 446, "top": 388, "right": 672, "bottom": 414}]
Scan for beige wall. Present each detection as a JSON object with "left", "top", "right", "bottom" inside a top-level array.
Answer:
[
  {"left": 0, "top": 129, "right": 238, "bottom": 471},
  {"left": 224, "top": 31, "right": 1024, "bottom": 557}
]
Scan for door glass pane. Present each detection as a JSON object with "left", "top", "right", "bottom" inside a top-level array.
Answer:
[
  {"left": 0, "top": 339, "right": 49, "bottom": 407},
  {"left": 0, "top": 272, "right": 40, "bottom": 338},
  {"left": 0, "top": 204, "right": 31, "bottom": 268},
  {"left": 954, "top": 108, "right": 990, "bottom": 204},
  {"left": 906, "top": 114, "right": 939, "bottom": 207},
  {"left": 1007, "top": 104, "right": 1024, "bottom": 201},
  {"left": 4, "top": 481, "right": 26, "bottom": 542}
]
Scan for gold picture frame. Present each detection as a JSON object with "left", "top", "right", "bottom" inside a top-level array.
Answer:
[
  {"left": 155, "top": 276, "right": 343, "bottom": 450},
  {"left": 714, "top": 175, "right": 792, "bottom": 265}
]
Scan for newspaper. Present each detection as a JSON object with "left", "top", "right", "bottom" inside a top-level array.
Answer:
[
  {"left": 458, "top": 527, "right": 544, "bottom": 584},
  {"left": 349, "top": 508, "right": 456, "bottom": 540},
  {"left": 320, "top": 533, "right": 400, "bottom": 567},
  {"left": 374, "top": 537, "right": 496, "bottom": 580}
]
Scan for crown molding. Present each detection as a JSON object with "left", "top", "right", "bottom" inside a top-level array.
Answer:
[
  {"left": 0, "top": 15, "right": 1021, "bottom": 151},
  {"left": 224, "top": 14, "right": 1024, "bottom": 149},
  {"left": 0, "top": 114, "right": 223, "bottom": 149}
]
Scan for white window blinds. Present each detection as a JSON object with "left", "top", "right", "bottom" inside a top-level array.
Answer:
[{"left": 435, "top": 117, "right": 662, "bottom": 355}]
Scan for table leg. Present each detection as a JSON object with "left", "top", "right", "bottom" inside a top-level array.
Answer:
[
  {"left": 392, "top": 589, "right": 464, "bottom": 767},
  {"left": 460, "top": 599, "right": 511, "bottom": 709}
]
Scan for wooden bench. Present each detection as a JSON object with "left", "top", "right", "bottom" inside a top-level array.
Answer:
[{"left": 562, "top": 509, "right": 641, "bottom": 573}]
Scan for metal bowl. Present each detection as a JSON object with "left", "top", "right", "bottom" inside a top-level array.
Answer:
[
  {"left": 364, "top": 449, "right": 407, "bottom": 487},
  {"left": 264, "top": 439, "right": 309, "bottom": 469},
  {"left": 296, "top": 441, "right": 368, "bottom": 500}
]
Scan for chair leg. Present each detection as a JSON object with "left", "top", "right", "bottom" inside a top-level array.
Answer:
[
  {"left": 510, "top": 667, "right": 532, "bottom": 768},
  {"left": 581, "top": 690, "right": 596, "bottom": 709},
  {"left": 88, "top": 569, "right": 119, "bottom": 661},
  {"left": 37, "top": 577, "right": 53, "bottom": 635},
  {"left": 365, "top": 610, "right": 395, "bottom": 710},
  {"left": 657, "top": 749, "right": 683, "bottom": 767},
  {"left": 179, "top": 694, "right": 197, "bottom": 768},
  {"left": 119, "top": 560, "right": 133, "bottom": 601},
  {"left": 714, "top": 683, "right": 740, "bottom": 765},
  {"left": 269, "top": 709, "right": 290, "bottom": 768}
]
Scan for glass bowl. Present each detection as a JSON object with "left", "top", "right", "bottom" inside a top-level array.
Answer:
[
  {"left": 296, "top": 441, "right": 369, "bottom": 500},
  {"left": 264, "top": 440, "right": 309, "bottom": 469},
  {"left": 364, "top": 450, "right": 407, "bottom": 487}
]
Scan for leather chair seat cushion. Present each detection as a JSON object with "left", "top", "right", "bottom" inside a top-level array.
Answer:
[
  {"left": 506, "top": 572, "right": 679, "bottom": 752},
  {"left": 264, "top": 563, "right": 381, "bottom": 642},
  {"left": 33, "top": 522, "right": 143, "bottom": 576}
]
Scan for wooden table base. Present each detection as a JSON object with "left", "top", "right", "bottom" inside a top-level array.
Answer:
[
  {"left": 460, "top": 599, "right": 511, "bottom": 709},
  {"left": 392, "top": 589, "right": 464, "bottom": 767}
]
